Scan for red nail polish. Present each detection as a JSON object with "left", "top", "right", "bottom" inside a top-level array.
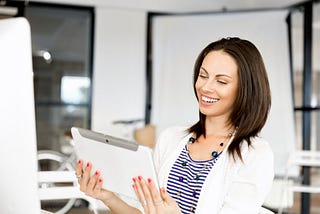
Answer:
[
  {"left": 78, "top": 160, "right": 82, "bottom": 164},
  {"left": 138, "top": 176, "right": 142, "bottom": 180},
  {"left": 98, "top": 178, "right": 103, "bottom": 183},
  {"left": 132, "top": 184, "right": 135, "bottom": 189},
  {"left": 147, "top": 178, "right": 152, "bottom": 183},
  {"left": 132, "top": 178, "right": 136, "bottom": 182},
  {"left": 95, "top": 170, "right": 100, "bottom": 175},
  {"left": 161, "top": 188, "right": 165, "bottom": 193},
  {"left": 86, "top": 162, "right": 90, "bottom": 167}
]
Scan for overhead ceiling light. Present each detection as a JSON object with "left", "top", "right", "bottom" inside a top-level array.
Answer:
[{"left": 33, "top": 50, "right": 52, "bottom": 64}]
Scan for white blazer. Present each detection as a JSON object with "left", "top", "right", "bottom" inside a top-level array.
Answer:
[{"left": 153, "top": 126, "right": 274, "bottom": 214}]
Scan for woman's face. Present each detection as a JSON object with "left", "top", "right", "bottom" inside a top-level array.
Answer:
[{"left": 195, "top": 50, "right": 239, "bottom": 121}]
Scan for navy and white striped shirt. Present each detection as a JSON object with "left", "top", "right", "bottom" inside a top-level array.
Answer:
[{"left": 166, "top": 144, "right": 219, "bottom": 214}]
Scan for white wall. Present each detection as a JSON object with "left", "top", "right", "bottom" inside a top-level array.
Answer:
[
  {"left": 91, "top": 7, "right": 147, "bottom": 137},
  {"left": 151, "top": 10, "right": 296, "bottom": 176}
]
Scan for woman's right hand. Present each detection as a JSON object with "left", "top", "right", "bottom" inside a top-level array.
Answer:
[{"left": 76, "top": 159, "right": 115, "bottom": 202}]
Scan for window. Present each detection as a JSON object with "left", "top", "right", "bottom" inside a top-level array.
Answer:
[
  {"left": 289, "top": 1, "right": 320, "bottom": 213},
  {"left": 25, "top": 3, "right": 94, "bottom": 154}
]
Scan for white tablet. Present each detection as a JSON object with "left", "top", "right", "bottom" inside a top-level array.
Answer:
[{"left": 71, "top": 127, "right": 159, "bottom": 200}]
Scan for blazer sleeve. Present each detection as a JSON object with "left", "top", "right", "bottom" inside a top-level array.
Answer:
[{"left": 219, "top": 139, "right": 275, "bottom": 214}]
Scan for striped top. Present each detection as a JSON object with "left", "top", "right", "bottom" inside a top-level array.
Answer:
[{"left": 166, "top": 144, "right": 220, "bottom": 214}]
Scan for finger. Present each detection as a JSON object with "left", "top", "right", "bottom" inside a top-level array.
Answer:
[
  {"left": 138, "top": 176, "right": 155, "bottom": 212},
  {"left": 76, "top": 159, "right": 83, "bottom": 183},
  {"left": 87, "top": 170, "right": 100, "bottom": 195},
  {"left": 160, "top": 187, "right": 176, "bottom": 205},
  {"left": 91, "top": 176, "right": 103, "bottom": 199},
  {"left": 133, "top": 177, "right": 149, "bottom": 213},
  {"left": 133, "top": 177, "right": 146, "bottom": 203},
  {"left": 132, "top": 178, "right": 139, "bottom": 196},
  {"left": 147, "top": 178, "right": 164, "bottom": 207},
  {"left": 93, "top": 176, "right": 103, "bottom": 195},
  {"left": 81, "top": 162, "right": 92, "bottom": 190},
  {"left": 93, "top": 177, "right": 116, "bottom": 202}
]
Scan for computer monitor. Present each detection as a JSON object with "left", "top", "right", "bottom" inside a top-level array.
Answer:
[{"left": 0, "top": 17, "right": 41, "bottom": 213}]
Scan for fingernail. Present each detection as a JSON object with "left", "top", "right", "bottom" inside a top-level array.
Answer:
[
  {"left": 161, "top": 188, "right": 165, "bottom": 193},
  {"left": 78, "top": 159, "right": 82, "bottom": 164},
  {"left": 132, "top": 178, "right": 136, "bottom": 182},
  {"left": 86, "top": 162, "right": 91, "bottom": 167},
  {"left": 138, "top": 176, "right": 142, "bottom": 180},
  {"left": 132, "top": 184, "right": 135, "bottom": 189},
  {"left": 95, "top": 170, "right": 100, "bottom": 175},
  {"left": 147, "top": 178, "right": 152, "bottom": 183},
  {"left": 98, "top": 178, "right": 103, "bottom": 183}
]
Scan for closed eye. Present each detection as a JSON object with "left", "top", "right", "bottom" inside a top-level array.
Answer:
[
  {"left": 217, "top": 80, "right": 227, "bottom": 84},
  {"left": 199, "top": 74, "right": 208, "bottom": 78}
]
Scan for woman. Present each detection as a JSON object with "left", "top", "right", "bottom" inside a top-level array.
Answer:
[{"left": 76, "top": 37, "right": 274, "bottom": 214}]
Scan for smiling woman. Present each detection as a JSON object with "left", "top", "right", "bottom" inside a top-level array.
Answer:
[
  {"left": 158, "top": 38, "right": 273, "bottom": 214},
  {"left": 75, "top": 37, "right": 274, "bottom": 214}
]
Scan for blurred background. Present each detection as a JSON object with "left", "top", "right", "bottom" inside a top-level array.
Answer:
[{"left": 0, "top": 0, "right": 319, "bottom": 213}]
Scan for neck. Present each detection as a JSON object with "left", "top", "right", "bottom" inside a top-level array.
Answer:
[{"left": 204, "top": 117, "right": 234, "bottom": 137}]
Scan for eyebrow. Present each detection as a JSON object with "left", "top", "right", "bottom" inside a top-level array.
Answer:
[{"left": 200, "top": 67, "right": 232, "bottom": 79}]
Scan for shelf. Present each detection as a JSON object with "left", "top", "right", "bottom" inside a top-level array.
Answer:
[
  {"left": 289, "top": 185, "right": 320, "bottom": 194},
  {"left": 288, "top": 150, "right": 320, "bottom": 167}
]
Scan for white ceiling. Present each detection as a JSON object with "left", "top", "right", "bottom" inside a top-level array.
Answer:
[
  {"left": 28, "top": 0, "right": 320, "bottom": 26},
  {"left": 32, "top": 0, "right": 305, "bottom": 13}
]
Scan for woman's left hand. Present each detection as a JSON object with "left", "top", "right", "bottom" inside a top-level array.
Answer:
[{"left": 132, "top": 176, "right": 181, "bottom": 214}]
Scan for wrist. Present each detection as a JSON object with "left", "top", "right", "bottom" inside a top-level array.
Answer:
[{"left": 102, "top": 192, "right": 117, "bottom": 205}]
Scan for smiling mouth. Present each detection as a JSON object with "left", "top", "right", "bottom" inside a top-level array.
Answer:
[{"left": 201, "top": 95, "right": 219, "bottom": 103}]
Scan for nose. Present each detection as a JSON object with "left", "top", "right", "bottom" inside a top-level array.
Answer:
[{"left": 202, "top": 79, "right": 215, "bottom": 92}]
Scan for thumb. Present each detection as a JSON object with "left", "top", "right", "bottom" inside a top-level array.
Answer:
[{"left": 160, "top": 187, "right": 176, "bottom": 205}]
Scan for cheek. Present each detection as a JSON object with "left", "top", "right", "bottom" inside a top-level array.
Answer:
[
  {"left": 194, "top": 82, "right": 201, "bottom": 101},
  {"left": 195, "top": 80, "right": 201, "bottom": 92},
  {"left": 228, "top": 88, "right": 238, "bottom": 104}
]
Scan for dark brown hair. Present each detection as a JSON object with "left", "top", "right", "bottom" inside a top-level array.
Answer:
[{"left": 187, "top": 37, "right": 271, "bottom": 160}]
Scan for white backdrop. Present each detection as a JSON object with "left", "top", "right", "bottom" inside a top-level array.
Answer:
[
  {"left": 91, "top": 8, "right": 147, "bottom": 139},
  {"left": 151, "top": 10, "right": 296, "bottom": 176}
]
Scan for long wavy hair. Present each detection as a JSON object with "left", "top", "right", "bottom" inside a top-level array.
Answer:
[{"left": 187, "top": 37, "right": 271, "bottom": 160}]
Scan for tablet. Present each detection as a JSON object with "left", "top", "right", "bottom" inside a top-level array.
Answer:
[{"left": 71, "top": 127, "right": 159, "bottom": 200}]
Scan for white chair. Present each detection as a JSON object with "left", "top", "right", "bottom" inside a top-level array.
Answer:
[
  {"left": 38, "top": 171, "right": 109, "bottom": 214},
  {"left": 277, "top": 150, "right": 320, "bottom": 214}
]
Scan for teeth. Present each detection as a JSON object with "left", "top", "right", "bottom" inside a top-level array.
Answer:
[{"left": 202, "top": 96, "right": 219, "bottom": 103}]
